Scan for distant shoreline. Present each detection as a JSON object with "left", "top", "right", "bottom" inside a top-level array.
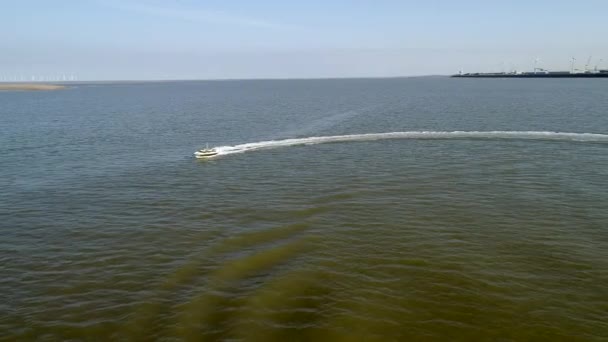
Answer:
[
  {"left": 0, "top": 77, "right": 451, "bottom": 90},
  {"left": 0, "top": 83, "right": 66, "bottom": 91},
  {"left": 1, "top": 76, "right": 445, "bottom": 86}
]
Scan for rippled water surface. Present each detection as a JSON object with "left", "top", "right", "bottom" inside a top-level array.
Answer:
[{"left": 2, "top": 78, "right": 608, "bottom": 341}]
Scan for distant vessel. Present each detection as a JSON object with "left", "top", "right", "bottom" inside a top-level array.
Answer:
[
  {"left": 453, "top": 57, "right": 608, "bottom": 78},
  {"left": 194, "top": 144, "right": 218, "bottom": 158}
]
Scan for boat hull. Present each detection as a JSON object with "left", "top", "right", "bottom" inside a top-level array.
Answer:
[{"left": 194, "top": 153, "right": 218, "bottom": 158}]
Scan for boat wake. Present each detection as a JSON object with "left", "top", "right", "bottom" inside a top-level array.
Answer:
[{"left": 209, "top": 131, "right": 608, "bottom": 157}]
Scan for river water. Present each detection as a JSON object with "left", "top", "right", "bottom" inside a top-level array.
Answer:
[{"left": 2, "top": 78, "right": 607, "bottom": 340}]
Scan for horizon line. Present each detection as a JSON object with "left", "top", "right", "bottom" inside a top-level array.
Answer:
[{"left": 0, "top": 75, "right": 450, "bottom": 84}]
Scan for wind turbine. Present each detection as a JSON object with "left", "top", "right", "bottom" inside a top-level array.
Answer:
[
  {"left": 584, "top": 56, "right": 592, "bottom": 73},
  {"left": 570, "top": 57, "right": 576, "bottom": 73}
]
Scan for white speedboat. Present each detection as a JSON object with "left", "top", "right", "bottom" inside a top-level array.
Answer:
[{"left": 194, "top": 144, "right": 218, "bottom": 158}]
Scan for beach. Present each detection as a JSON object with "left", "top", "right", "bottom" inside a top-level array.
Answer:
[{"left": 0, "top": 83, "right": 66, "bottom": 91}]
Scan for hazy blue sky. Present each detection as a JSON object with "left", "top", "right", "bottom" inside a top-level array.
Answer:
[{"left": 2, "top": 0, "right": 608, "bottom": 80}]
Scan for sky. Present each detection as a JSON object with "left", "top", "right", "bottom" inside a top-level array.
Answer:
[{"left": 1, "top": 0, "right": 608, "bottom": 80}]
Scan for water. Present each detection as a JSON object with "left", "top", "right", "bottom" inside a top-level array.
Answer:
[{"left": 2, "top": 78, "right": 608, "bottom": 341}]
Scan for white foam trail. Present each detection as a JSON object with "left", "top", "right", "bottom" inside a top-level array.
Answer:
[{"left": 211, "top": 131, "right": 608, "bottom": 157}]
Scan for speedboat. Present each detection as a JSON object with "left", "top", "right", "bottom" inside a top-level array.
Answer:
[{"left": 194, "top": 144, "right": 218, "bottom": 158}]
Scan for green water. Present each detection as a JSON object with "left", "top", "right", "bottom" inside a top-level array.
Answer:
[{"left": 2, "top": 79, "right": 608, "bottom": 340}]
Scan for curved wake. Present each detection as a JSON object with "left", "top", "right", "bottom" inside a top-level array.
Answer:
[{"left": 211, "top": 131, "right": 608, "bottom": 157}]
